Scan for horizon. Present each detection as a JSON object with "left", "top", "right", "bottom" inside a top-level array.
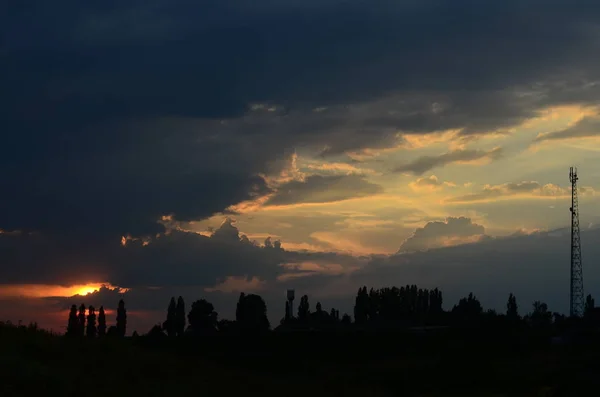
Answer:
[{"left": 3, "top": 0, "right": 600, "bottom": 334}]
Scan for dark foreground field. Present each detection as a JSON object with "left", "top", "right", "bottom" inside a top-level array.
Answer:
[{"left": 1, "top": 326, "right": 599, "bottom": 396}]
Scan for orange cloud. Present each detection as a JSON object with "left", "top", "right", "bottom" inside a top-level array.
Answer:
[
  {"left": 0, "top": 283, "right": 126, "bottom": 299},
  {"left": 277, "top": 261, "right": 351, "bottom": 282},
  {"left": 445, "top": 181, "right": 570, "bottom": 204},
  {"left": 305, "top": 161, "right": 377, "bottom": 175},
  {"left": 409, "top": 175, "right": 456, "bottom": 192}
]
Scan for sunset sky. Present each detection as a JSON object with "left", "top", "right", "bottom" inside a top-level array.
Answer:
[{"left": 3, "top": 1, "right": 600, "bottom": 333}]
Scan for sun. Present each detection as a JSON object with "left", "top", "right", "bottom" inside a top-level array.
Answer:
[{"left": 75, "top": 285, "right": 101, "bottom": 296}]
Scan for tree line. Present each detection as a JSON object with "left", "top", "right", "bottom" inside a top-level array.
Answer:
[
  {"left": 66, "top": 299, "right": 127, "bottom": 338},
  {"left": 65, "top": 286, "right": 600, "bottom": 337}
]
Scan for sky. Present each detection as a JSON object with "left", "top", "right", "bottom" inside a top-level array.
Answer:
[{"left": 3, "top": 0, "right": 600, "bottom": 333}]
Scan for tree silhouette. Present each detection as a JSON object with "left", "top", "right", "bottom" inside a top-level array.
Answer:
[
  {"left": 529, "top": 301, "right": 552, "bottom": 328},
  {"left": 107, "top": 326, "right": 119, "bottom": 337},
  {"left": 78, "top": 304, "right": 86, "bottom": 336},
  {"left": 163, "top": 297, "right": 177, "bottom": 337},
  {"left": 218, "top": 319, "right": 236, "bottom": 333},
  {"left": 506, "top": 293, "right": 519, "bottom": 320},
  {"left": 116, "top": 299, "right": 127, "bottom": 337},
  {"left": 341, "top": 313, "right": 352, "bottom": 325},
  {"left": 176, "top": 296, "right": 186, "bottom": 337},
  {"left": 285, "top": 299, "right": 293, "bottom": 322},
  {"left": 585, "top": 294, "right": 595, "bottom": 317},
  {"left": 452, "top": 293, "right": 483, "bottom": 323},
  {"left": 354, "top": 287, "right": 369, "bottom": 325},
  {"left": 86, "top": 306, "right": 97, "bottom": 338},
  {"left": 310, "top": 301, "right": 331, "bottom": 328},
  {"left": 297, "top": 295, "right": 310, "bottom": 324},
  {"left": 147, "top": 324, "right": 166, "bottom": 340},
  {"left": 67, "top": 304, "right": 78, "bottom": 336},
  {"left": 236, "top": 293, "right": 270, "bottom": 332},
  {"left": 98, "top": 306, "right": 106, "bottom": 337},
  {"left": 188, "top": 299, "right": 218, "bottom": 334},
  {"left": 330, "top": 308, "right": 340, "bottom": 322},
  {"left": 430, "top": 288, "right": 443, "bottom": 313}
]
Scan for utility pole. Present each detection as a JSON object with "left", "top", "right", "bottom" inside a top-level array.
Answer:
[{"left": 569, "top": 167, "right": 584, "bottom": 317}]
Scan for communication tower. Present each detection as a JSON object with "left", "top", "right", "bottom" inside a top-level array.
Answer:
[{"left": 569, "top": 167, "right": 584, "bottom": 317}]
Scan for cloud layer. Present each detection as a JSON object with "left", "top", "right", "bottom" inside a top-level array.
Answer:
[
  {"left": 447, "top": 181, "right": 569, "bottom": 203},
  {"left": 4, "top": 1, "right": 600, "bottom": 330},
  {"left": 266, "top": 175, "right": 383, "bottom": 206},
  {"left": 398, "top": 217, "right": 487, "bottom": 253},
  {"left": 4, "top": 0, "right": 600, "bottom": 239},
  {"left": 394, "top": 148, "right": 503, "bottom": 175}
]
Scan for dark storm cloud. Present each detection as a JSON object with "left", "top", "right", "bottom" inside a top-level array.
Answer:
[
  {"left": 266, "top": 175, "right": 383, "bottom": 206},
  {"left": 534, "top": 116, "right": 600, "bottom": 142},
  {"left": 3, "top": 2, "right": 600, "bottom": 249},
  {"left": 0, "top": 221, "right": 364, "bottom": 288},
  {"left": 394, "top": 148, "right": 503, "bottom": 175}
]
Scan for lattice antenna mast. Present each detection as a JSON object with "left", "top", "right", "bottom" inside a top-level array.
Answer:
[{"left": 569, "top": 167, "right": 584, "bottom": 317}]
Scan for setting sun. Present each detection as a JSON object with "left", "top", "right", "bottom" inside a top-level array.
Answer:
[
  {"left": 74, "top": 285, "right": 102, "bottom": 296},
  {"left": 0, "top": 283, "right": 127, "bottom": 299}
]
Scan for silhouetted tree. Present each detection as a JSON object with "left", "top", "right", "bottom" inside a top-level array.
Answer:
[
  {"left": 529, "top": 301, "right": 552, "bottom": 328},
  {"left": 107, "top": 325, "right": 119, "bottom": 337},
  {"left": 188, "top": 299, "right": 218, "bottom": 334},
  {"left": 585, "top": 294, "right": 595, "bottom": 317},
  {"left": 285, "top": 300, "right": 292, "bottom": 322},
  {"left": 176, "top": 296, "right": 186, "bottom": 337},
  {"left": 310, "top": 301, "right": 331, "bottom": 328},
  {"left": 330, "top": 308, "right": 340, "bottom": 322},
  {"left": 236, "top": 293, "right": 270, "bottom": 332},
  {"left": 78, "top": 304, "right": 86, "bottom": 336},
  {"left": 86, "top": 306, "right": 97, "bottom": 338},
  {"left": 116, "top": 299, "right": 127, "bottom": 337},
  {"left": 354, "top": 286, "right": 369, "bottom": 325},
  {"left": 67, "top": 304, "right": 78, "bottom": 337},
  {"left": 163, "top": 297, "right": 177, "bottom": 337},
  {"left": 341, "top": 313, "right": 352, "bottom": 325},
  {"left": 430, "top": 288, "right": 443, "bottom": 313},
  {"left": 218, "top": 319, "right": 236, "bottom": 333},
  {"left": 506, "top": 293, "right": 519, "bottom": 320},
  {"left": 147, "top": 324, "right": 166, "bottom": 340},
  {"left": 297, "top": 295, "right": 310, "bottom": 324},
  {"left": 98, "top": 306, "right": 106, "bottom": 337},
  {"left": 452, "top": 293, "right": 483, "bottom": 324}
]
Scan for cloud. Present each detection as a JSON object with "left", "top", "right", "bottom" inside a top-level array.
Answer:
[
  {"left": 535, "top": 115, "right": 600, "bottom": 142},
  {"left": 4, "top": 0, "right": 600, "bottom": 242},
  {"left": 397, "top": 217, "right": 487, "bottom": 253},
  {"left": 305, "top": 161, "right": 376, "bottom": 176},
  {"left": 394, "top": 148, "right": 503, "bottom": 175},
  {"left": 265, "top": 175, "right": 384, "bottom": 206},
  {"left": 0, "top": 220, "right": 365, "bottom": 290},
  {"left": 7, "top": 226, "right": 600, "bottom": 333},
  {"left": 446, "top": 181, "right": 569, "bottom": 203},
  {"left": 352, "top": 226, "right": 600, "bottom": 316},
  {"left": 5, "top": 0, "right": 600, "bottom": 330},
  {"left": 409, "top": 175, "right": 455, "bottom": 191}
]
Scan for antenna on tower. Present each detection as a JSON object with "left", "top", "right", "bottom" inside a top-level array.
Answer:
[{"left": 569, "top": 166, "right": 584, "bottom": 317}]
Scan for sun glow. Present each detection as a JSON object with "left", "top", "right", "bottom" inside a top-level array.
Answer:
[
  {"left": 74, "top": 285, "right": 103, "bottom": 296},
  {"left": 0, "top": 283, "right": 127, "bottom": 298}
]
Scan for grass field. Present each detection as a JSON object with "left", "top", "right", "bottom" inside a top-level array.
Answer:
[{"left": 1, "top": 325, "right": 599, "bottom": 396}]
